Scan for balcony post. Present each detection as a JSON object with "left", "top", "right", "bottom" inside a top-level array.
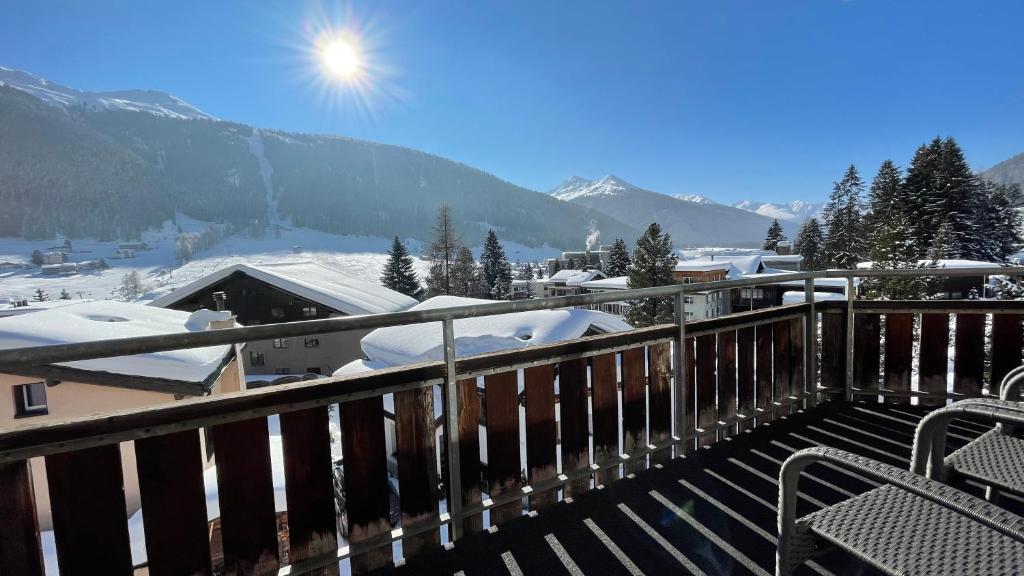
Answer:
[
  {"left": 845, "top": 275, "right": 856, "bottom": 402},
  {"left": 441, "top": 317, "right": 464, "bottom": 541},
  {"left": 804, "top": 278, "right": 817, "bottom": 407},
  {"left": 673, "top": 289, "right": 688, "bottom": 455}
]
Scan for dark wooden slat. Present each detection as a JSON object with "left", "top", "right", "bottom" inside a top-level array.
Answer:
[
  {"left": 210, "top": 417, "right": 280, "bottom": 575},
  {"left": 736, "top": 327, "right": 756, "bottom": 432},
  {"left": 45, "top": 444, "right": 132, "bottom": 575},
  {"left": 789, "top": 317, "right": 804, "bottom": 406},
  {"left": 992, "top": 313, "right": 1024, "bottom": 392},
  {"left": 620, "top": 347, "right": 646, "bottom": 474},
  {"left": 0, "top": 460, "right": 44, "bottom": 576},
  {"left": 393, "top": 388, "right": 439, "bottom": 559},
  {"left": 717, "top": 332, "right": 737, "bottom": 438},
  {"left": 696, "top": 334, "right": 717, "bottom": 446},
  {"left": 755, "top": 324, "right": 773, "bottom": 423},
  {"left": 953, "top": 314, "right": 986, "bottom": 398},
  {"left": 648, "top": 343, "right": 672, "bottom": 462},
  {"left": 820, "top": 312, "right": 846, "bottom": 401},
  {"left": 484, "top": 371, "right": 522, "bottom": 525},
  {"left": 589, "top": 353, "right": 619, "bottom": 486},
  {"left": 280, "top": 407, "right": 340, "bottom": 573},
  {"left": 135, "top": 430, "right": 212, "bottom": 576},
  {"left": 558, "top": 358, "right": 590, "bottom": 497},
  {"left": 883, "top": 313, "right": 914, "bottom": 405},
  {"left": 853, "top": 314, "right": 881, "bottom": 396},
  {"left": 684, "top": 337, "right": 696, "bottom": 450},
  {"left": 524, "top": 364, "right": 558, "bottom": 508},
  {"left": 339, "top": 398, "right": 390, "bottom": 573},
  {"left": 918, "top": 313, "right": 950, "bottom": 407},
  {"left": 455, "top": 378, "right": 483, "bottom": 534},
  {"left": 772, "top": 321, "right": 791, "bottom": 417},
  {"left": 853, "top": 299, "right": 1024, "bottom": 312}
]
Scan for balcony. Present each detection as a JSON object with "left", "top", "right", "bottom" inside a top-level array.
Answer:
[{"left": 0, "top": 267, "right": 1021, "bottom": 575}]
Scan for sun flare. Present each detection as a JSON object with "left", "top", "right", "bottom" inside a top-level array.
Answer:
[{"left": 321, "top": 39, "right": 360, "bottom": 79}]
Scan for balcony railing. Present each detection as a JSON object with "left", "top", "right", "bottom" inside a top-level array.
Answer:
[{"left": 0, "top": 266, "right": 1020, "bottom": 575}]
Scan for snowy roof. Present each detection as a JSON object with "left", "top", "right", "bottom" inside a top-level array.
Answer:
[
  {"left": 0, "top": 298, "right": 94, "bottom": 318},
  {"left": 762, "top": 254, "right": 804, "bottom": 263},
  {"left": 0, "top": 300, "right": 234, "bottom": 386},
  {"left": 148, "top": 260, "right": 417, "bottom": 315},
  {"left": 782, "top": 291, "right": 847, "bottom": 304},
  {"left": 855, "top": 259, "right": 1006, "bottom": 270},
  {"left": 580, "top": 276, "right": 629, "bottom": 290},
  {"left": 674, "top": 260, "right": 732, "bottom": 272},
  {"left": 335, "top": 295, "right": 632, "bottom": 373},
  {"left": 545, "top": 269, "right": 606, "bottom": 286},
  {"left": 775, "top": 277, "right": 851, "bottom": 288}
]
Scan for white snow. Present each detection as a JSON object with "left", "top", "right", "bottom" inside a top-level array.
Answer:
[
  {"left": 855, "top": 259, "right": 1005, "bottom": 270},
  {"left": 0, "top": 300, "right": 232, "bottom": 383},
  {"left": 674, "top": 260, "right": 732, "bottom": 272},
  {"left": 731, "top": 200, "right": 824, "bottom": 222},
  {"left": 673, "top": 193, "right": 718, "bottom": 205},
  {"left": 544, "top": 269, "right": 605, "bottom": 286},
  {"left": 579, "top": 276, "right": 629, "bottom": 290},
  {"left": 782, "top": 291, "right": 846, "bottom": 304},
  {"left": 335, "top": 295, "right": 632, "bottom": 373},
  {"left": 149, "top": 260, "right": 417, "bottom": 316},
  {"left": 549, "top": 175, "right": 634, "bottom": 201}
]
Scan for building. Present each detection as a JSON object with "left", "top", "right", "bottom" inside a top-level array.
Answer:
[
  {"left": 578, "top": 276, "right": 630, "bottom": 317},
  {"left": 41, "top": 251, "right": 64, "bottom": 265},
  {"left": 0, "top": 299, "right": 241, "bottom": 530},
  {"left": 541, "top": 269, "right": 606, "bottom": 298},
  {"left": 40, "top": 262, "right": 78, "bottom": 276},
  {"left": 149, "top": 260, "right": 417, "bottom": 377},
  {"left": 579, "top": 260, "right": 732, "bottom": 321},
  {"left": 544, "top": 245, "right": 614, "bottom": 276}
]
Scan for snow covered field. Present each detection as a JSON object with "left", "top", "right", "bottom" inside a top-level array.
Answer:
[{"left": 0, "top": 216, "right": 559, "bottom": 305}]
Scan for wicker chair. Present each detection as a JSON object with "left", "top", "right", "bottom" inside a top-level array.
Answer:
[{"left": 776, "top": 446, "right": 1024, "bottom": 575}]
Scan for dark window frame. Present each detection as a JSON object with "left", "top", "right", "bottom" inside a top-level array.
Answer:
[{"left": 13, "top": 382, "right": 48, "bottom": 418}]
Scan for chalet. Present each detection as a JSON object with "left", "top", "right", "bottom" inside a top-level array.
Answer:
[
  {"left": 42, "top": 251, "right": 65, "bottom": 265},
  {"left": 149, "top": 260, "right": 417, "bottom": 377},
  {"left": 541, "top": 269, "right": 606, "bottom": 298},
  {"left": 0, "top": 300, "right": 241, "bottom": 530},
  {"left": 40, "top": 262, "right": 78, "bottom": 276},
  {"left": 578, "top": 276, "right": 630, "bottom": 317}
]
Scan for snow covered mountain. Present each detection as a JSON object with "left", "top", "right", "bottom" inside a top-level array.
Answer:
[
  {"left": 0, "top": 66, "right": 215, "bottom": 120},
  {"left": 549, "top": 176, "right": 779, "bottom": 247},
  {"left": 673, "top": 193, "right": 717, "bottom": 205},
  {"left": 730, "top": 200, "right": 824, "bottom": 223},
  {"left": 982, "top": 152, "right": 1024, "bottom": 187}
]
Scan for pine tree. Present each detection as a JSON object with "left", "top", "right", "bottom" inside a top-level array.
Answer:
[
  {"left": 480, "top": 229, "right": 513, "bottom": 299},
  {"left": 33, "top": 288, "right": 48, "bottom": 302},
  {"left": 867, "top": 209, "right": 932, "bottom": 299},
  {"left": 928, "top": 138, "right": 982, "bottom": 259},
  {"left": 31, "top": 250, "right": 44, "bottom": 266},
  {"left": 449, "top": 245, "right": 478, "bottom": 297},
  {"left": 822, "top": 164, "right": 866, "bottom": 268},
  {"left": 986, "top": 183, "right": 1023, "bottom": 261},
  {"left": 605, "top": 238, "right": 631, "bottom": 277},
  {"left": 928, "top": 217, "right": 959, "bottom": 260},
  {"left": 625, "top": 223, "right": 678, "bottom": 327},
  {"left": 550, "top": 259, "right": 562, "bottom": 274},
  {"left": 762, "top": 219, "right": 787, "bottom": 252},
  {"left": 425, "top": 204, "right": 461, "bottom": 296},
  {"left": 865, "top": 160, "right": 903, "bottom": 237},
  {"left": 901, "top": 140, "right": 942, "bottom": 252},
  {"left": 380, "top": 236, "right": 423, "bottom": 299},
  {"left": 59, "top": 288, "right": 71, "bottom": 300},
  {"left": 794, "top": 218, "right": 824, "bottom": 270},
  {"left": 119, "top": 271, "right": 143, "bottom": 301},
  {"left": 535, "top": 262, "right": 545, "bottom": 279}
]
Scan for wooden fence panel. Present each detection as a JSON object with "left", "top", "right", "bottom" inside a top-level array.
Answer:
[
  {"left": 45, "top": 444, "right": 133, "bottom": 575},
  {"left": 589, "top": 353, "right": 619, "bottom": 486},
  {"left": 790, "top": 317, "right": 804, "bottom": 405},
  {"left": 648, "top": 343, "right": 672, "bottom": 462},
  {"left": 755, "top": 324, "right": 773, "bottom": 423},
  {"left": 736, "top": 327, "right": 756, "bottom": 432},
  {"left": 393, "top": 387, "right": 439, "bottom": 559},
  {"left": 135, "top": 430, "right": 212, "bottom": 576},
  {"left": 773, "top": 321, "right": 791, "bottom": 416},
  {"left": 484, "top": 371, "right": 522, "bottom": 525},
  {"left": 919, "top": 314, "right": 950, "bottom": 406},
  {"left": 339, "top": 398, "right": 391, "bottom": 573},
  {"left": 853, "top": 314, "right": 881, "bottom": 395},
  {"left": 621, "top": 347, "right": 646, "bottom": 474},
  {"left": 696, "top": 334, "right": 717, "bottom": 446},
  {"left": 559, "top": 358, "right": 590, "bottom": 496},
  {"left": 717, "top": 331, "right": 737, "bottom": 437},
  {"left": 455, "top": 378, "right": 483, "bottom": 534},
  {"left": 0, "top": 460, "right": 44, "bottom": 576},
  {"left": 992, "top": 314, "right": 1024, "bottom": 394},
  {"left": 684, "top": 337, "right": 696, "bottom": 450},
  {"left": 524, "top": 364, "right": 558, "bottom": 508},
  {"left": 820, "top": 312, "right": 846, "bottom": 400},
  {"left": 953, "top": 314, "right": 986, "bottom": 398},
  {"left": 883, "top": 313, "right": 914, "bottom": 404}
]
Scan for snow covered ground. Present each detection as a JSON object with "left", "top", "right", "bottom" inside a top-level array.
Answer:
[{"left": 0, "top": 216, "right": 559, "bottom": 306}]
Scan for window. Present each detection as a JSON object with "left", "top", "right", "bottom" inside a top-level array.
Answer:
[
  {"left": 273, "top": 338, "right": 288, "bottom": 349},
  {"left": 740, "top": 288, "right": 764, "bottom": 299},
  {"left": 270, "top": 307, "right": 285, "bottom": 320},
  {"left": 302, "top": 306, "right": 318, "bottom": 317},
  {"left": 275, "top": 368, "right": 291, "bottom": 375},
  {"left": 249, "top": 350, "right": 265, "bottom": 367},
  {"left": 684, "top": 296, "right": 694, "bottom": 304},
  {"left": 13, "top": 382, "right": 47, "bottom": 417},
  {"left": 304, "top": 337, "right": 320, "bottom": 348},
  {"left": 306, "top": 367, "right": 322, "bottom": 375}
]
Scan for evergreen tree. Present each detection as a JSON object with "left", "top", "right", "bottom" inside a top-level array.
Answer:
[
  {"left": 480, "top": 229, "right": 513, "bottom": 299},
  {"left": 606, "top": 238, "right": 631, "bottom": 277},
  {"left": 986, "top": 183, "right": 1023, "bottom": 261},
  {"left": 32, "top": 288, "right": 48, "bottom": 302},
  {"left": 901, "top": 140, "right": 943, "bottom": 251},
  {"left": 425, "top": 204, "right": 461, "bottom": 296},
  {"left": 31, "top": 250, "right": 44, "bottom": 266},
  {"left": 380, "top": 236, "right": 423, "bottom": 299},
  {"left": 929, "top": 138, "right": 983, "bottom": 259},
  {"left": 119, "top": 271, "right": 143, "bottom": 301},
  {"left": 59, "top": 288, "right": 71, "bottom": 300},
  {"left": 822, "top": 164, "right": 866, "bottom": 268},
  {"left": 550, "top": 259, "right": 562, "bottom": 274},
  {"left": 535, "top": 262, "right": 545, "bottom": 279},
  {"left": 762, "top": 219, "right": 787, "bottom": 252},
  {"left": 865, "top": 160, "right": 903, "bottom": 236},
  {"left": 867, "top": 209, "right": 933, "bottom": 299},
  {"left": 449, "top": 245, "right": 478, "bottom": 297},
  {"left": 625, "top": 223, "right": 678, "bottom": 327},
  {"left": 794, "top": 218, "right": 824, "bottom": 270},
  {"left": 928, "top": 217, "right": 959, "bottom": 260}
]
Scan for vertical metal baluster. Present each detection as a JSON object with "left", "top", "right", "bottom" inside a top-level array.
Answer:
[
  {"left": 805, "top": 277, "right": 817, "bottom": 407},
  {"left": 673, "top": 289, "right": 688, "bottom": 456},
  {"left": 442, "top": 318, "right": 463, "bottom": 541},
  {"left": 845, "top": 275, "right": 856, "bottom": 402}
]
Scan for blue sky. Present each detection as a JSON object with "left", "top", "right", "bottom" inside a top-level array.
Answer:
[{"left": 2, "top": 0, "right": 1022, "bottom": 203}]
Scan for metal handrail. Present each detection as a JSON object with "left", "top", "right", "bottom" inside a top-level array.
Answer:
[{"left": 0, "top": 266, "right": 1017, "bottom": 370}]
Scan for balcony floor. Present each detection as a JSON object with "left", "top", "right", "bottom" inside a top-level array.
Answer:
[{"left": 384, "top": 401, "right": 1022, "bottom": 576}]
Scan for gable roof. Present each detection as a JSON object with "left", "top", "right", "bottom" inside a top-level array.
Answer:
[
  {"left": 148, "top": 260, "right": 417, "bottom": 315},
  {"left": 545, "top": 269, "right": 606, "bottom": 286}
]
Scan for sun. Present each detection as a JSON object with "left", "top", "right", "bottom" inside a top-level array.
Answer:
[{"left": 321, "top": 39, "right": 360, "bottom": 79}]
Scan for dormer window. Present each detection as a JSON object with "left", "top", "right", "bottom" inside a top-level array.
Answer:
[{"left": 14, "top": 382, "right": 47, "bottom": 417}]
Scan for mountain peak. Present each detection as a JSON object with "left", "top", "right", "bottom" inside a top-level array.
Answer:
[
  {"left": 674, "top": 193, "right": 717, "bottom": 205},
  {"left": 595, "top": 174, "right": 631, "bottom": 188}
]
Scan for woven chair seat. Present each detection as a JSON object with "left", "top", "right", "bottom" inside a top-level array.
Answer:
[{"left": 947, "top": 428, "right": 1024, "bottom": 495}]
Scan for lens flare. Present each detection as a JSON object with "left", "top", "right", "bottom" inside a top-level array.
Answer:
[{"left": 321, "top": 38, "right": 360, "bottom": 79}]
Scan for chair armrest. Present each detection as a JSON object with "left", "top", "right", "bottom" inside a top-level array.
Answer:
[
  {"left": 1001, "top": 365, "right": 1024, "bottom": 401},
  {"left": 911, "top": 399, "right": 1024, "bottom": 481}
]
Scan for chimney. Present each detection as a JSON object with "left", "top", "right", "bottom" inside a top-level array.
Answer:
[{"left": 212, "top": 291, "right": 227, "bottom": 312}]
